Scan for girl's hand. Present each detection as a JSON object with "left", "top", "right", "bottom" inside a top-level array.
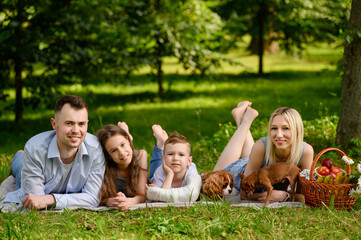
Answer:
[{"left": 106, "top": 192, "right": 129, "bottom": 210}]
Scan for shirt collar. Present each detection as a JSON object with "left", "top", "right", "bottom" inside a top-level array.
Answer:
[{"left": 48, "top": 134, "right": 89, "bottom": 160}]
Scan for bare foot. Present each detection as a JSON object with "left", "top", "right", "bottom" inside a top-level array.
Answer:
[
  {"left": 152, "top": 124, "right": 168, "bottom": 150},
  {"left": 231, "top": 101, "right": 252, "bottom": 127},
  {"left": 117, "top": 121, "right": 133, "bottom": 142},
  {"left": 242, "top": 107, "right": 259, "bottom": 124}
]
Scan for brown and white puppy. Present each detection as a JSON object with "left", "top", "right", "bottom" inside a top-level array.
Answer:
[
  {"left": 238, "top": 162, "right": 300, "bottom": 207},
  {"left": 201, "top": 170, "right": 234, "bottom": 199}
]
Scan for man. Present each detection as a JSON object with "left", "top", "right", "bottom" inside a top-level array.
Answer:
[{"left": 4, "top": 95, "right": 105, "bottom": 210}]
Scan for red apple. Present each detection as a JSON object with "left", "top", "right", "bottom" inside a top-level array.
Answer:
[
  {"left": 321, "top": 158, "right": 333, "bottom": 169},
  {"left": 317, "top": 166, "right": 330, "bottom": 176},
  {"left": 325, "top": 171, "right": 337, "bottom": 179},
  {"left": 330, "top": 166, "right": 342, "bottom": 174}
]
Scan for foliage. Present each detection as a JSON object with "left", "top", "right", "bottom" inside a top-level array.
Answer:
[
  {"left": 0, "top": 0, "right": 133, "bottom": 120},
  {"left": 122, "top": 0, "right": 225, "bottom": 96},
  {"left": 303, "top": 115, "right": 339, "bottom": 153},
  {"left": 214, "top": 0, "right": 350, "bottom": 50},
  {"left": 211, "top": 0, "right": 351, "bottom": 74}
]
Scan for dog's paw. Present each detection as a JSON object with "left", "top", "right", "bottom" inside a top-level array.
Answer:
[{"left": 229, "top": 187, "right": 240, "bottom": 196}]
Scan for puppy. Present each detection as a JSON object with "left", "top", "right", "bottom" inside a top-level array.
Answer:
[
  {"left": 238, "top": 162, "right": 300, "bottom": 207},
  {"left": 201, "top": 170, "right": 234, "bottom": 199}
]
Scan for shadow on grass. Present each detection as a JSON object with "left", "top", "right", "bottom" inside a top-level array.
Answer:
[
  {"left": 81, "top": 70, "right": 340, "bottom": 107},
  {"left": 0, "top": 70, "right": 340, "bottom": 154}
]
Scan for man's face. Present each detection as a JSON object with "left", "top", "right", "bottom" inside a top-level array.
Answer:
[{"left": 51, "top": 103, "right": 88, "bottom": 151}]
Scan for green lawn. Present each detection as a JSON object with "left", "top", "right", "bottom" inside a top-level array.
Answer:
[{"left": 1, "top": 43, "right": 361, "bottom": 239}]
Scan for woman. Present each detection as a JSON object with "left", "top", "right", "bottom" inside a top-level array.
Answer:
[{"left": 214, "top": 101, "right": 314, "bottom": 203}]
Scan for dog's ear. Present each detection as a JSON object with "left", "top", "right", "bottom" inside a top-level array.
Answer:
[
  {"left": 225, "top": 171, "right": 234, "bottom": 188},
  {"left": 201, "top": 171, "right": 212, "bottom": 182},
  {"left": 203, "top": 174, "right": 223, "bottom": 198},
  {"left": 238, "top": 173, "right": 245, "bottom": 180}
]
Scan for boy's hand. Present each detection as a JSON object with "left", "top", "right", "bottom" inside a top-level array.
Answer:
[{"left": 162, "top": 158, "right": 174, "bottom": 176}]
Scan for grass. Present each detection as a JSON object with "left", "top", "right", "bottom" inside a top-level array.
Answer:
[
  {"left": 1, "top": 43, "right": 361, "bottom": 239},
  {"left": 1, "top": 204, "right": 361, "bottom": 239}
]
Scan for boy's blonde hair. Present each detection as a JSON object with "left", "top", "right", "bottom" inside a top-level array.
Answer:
[
  {"left": 164, "top": 131, "right": 191, "bottom": 155},
  {"left": 265, "top": 107, "right": 304, "bottom": 166}
]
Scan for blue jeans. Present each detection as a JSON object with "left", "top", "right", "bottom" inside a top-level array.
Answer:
[
  {"left": 222, "top": 158, "right": 249, "bottom": 191},
  {"left": 11, "top": 151, "right": 23, "bottom": 188},
  {"left": 149, "top": 145, "right": 163, "bottom": 181}
]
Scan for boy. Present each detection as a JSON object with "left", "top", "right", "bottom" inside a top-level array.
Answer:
[{"left": 148, "top": 125, "right": 198, "bottom": 189}]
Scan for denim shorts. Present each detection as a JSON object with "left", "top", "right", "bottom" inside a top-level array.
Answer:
[{"left": 222, "top": 158, "right": 249, "bottom": 191}]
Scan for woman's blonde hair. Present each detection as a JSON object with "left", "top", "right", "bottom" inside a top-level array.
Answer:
[
  {"left": 97, "top": 124, "right": 144, "bottom": 205},
  {"left": 265, "top": 107, "right": 304, "bottom": 166}
]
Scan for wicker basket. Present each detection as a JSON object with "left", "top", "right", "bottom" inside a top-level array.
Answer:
[{"left": 299, "top": 148, "right": 357, "bottom": 210}]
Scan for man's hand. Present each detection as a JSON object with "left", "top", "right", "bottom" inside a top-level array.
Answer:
[{"left": 22, "top": 194, "right": 56, "bottom": 210}]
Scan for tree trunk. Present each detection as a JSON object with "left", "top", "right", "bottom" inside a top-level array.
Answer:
[
  {"left": 155, "top": 33, "right": 164, "bottom": 98},
  {"left": 336, "top": 0, "right": 361, "bottom": 150},
  {"left": 257, "top": 1, "right": 266, "bottom": 76},
  {"left": 248, "top": 34, "right": 280, "bottom": 54},
  {"left": 15, "top": 0, "right": 24, "bottom": 124},
  {"left": 15, "top": 60, "right": 23, "bottom": 124},
  {"left": 154, "top": 0, "right": 164, "bottom": 98}
]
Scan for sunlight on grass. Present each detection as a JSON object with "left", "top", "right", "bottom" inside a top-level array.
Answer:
[
  {"left": 134, "top": 43, "right": 342, "bottom": 75},
  {"left": 124, "top": 97, "right": 229, "bottom": 111}
]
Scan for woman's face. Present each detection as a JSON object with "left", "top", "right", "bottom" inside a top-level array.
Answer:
[
  {"left": 270, "top": 115, "right": 293, "bottom": 151},
  {"left": 104, "top": 134, "right": 133, "bottom": 168}
]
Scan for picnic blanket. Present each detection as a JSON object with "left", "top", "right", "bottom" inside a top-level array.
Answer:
[{"left": 0, "top": 176, "right": 306, "bottom": 213}]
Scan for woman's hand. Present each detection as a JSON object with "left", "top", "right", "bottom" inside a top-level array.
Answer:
[{"left": 241, "top": 190, "right": 288, "bottom": 203}]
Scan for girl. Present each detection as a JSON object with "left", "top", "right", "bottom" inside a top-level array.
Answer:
[
  {"left": 214, "top": 101, "right": 314, "bottom": 203},
  {"left": 97, "top": 122, "right": 147, "bottom": 210}
]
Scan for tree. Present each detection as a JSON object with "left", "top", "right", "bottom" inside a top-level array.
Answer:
[
  {"left": 0, "top": 0, "right": 128, "bottom": 123},
  {"left": 336, "top": 0, "right": 361, "bottom": 150},
  {"left": 123, "top": 0, "right": 224, "bottom": 97},
  {"left": 212, "top": 0, "right": 351, "bottom": 75}
]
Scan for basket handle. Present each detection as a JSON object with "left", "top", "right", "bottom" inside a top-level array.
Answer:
[{"left": 309, "top": 147, "right": 352, "bottom": 181}]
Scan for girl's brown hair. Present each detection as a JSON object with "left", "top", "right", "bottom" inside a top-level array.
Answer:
[{"left": 97, "top": 124, "right": 143, "bottom": 204}]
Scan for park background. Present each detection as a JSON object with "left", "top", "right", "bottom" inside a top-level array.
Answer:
[{"left": 1, "top": 0, "right": 361, "bottom": 239}]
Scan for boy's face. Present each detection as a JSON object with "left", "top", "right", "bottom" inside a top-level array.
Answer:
[{"left": 163, "top": 143, "right": 192, "bottom": 175}]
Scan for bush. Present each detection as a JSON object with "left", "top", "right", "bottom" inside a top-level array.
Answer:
[
  {"left": 194, "top": 115, "right": 339, "bottom": 173},
  {"left": 303, "top": 115, "right": 338, "bottom": 153}
]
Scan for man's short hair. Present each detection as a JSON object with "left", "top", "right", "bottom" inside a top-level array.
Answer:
[
  {"left": 54, "top": 95, "right": 88, "bottom": 114},
  {"left": 164, "top": 131, "right": 191, "bottom": 154}
]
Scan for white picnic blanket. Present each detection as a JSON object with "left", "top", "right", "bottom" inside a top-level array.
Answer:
[{"left": 0, "top": 176, "right": 306, "bottom": 213}]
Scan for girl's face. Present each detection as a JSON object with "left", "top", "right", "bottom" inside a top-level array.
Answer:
[
  {"left": 270, "top": 115, "right": 293, "bottom": 151},
  {"left": 104, "top": 134, "right": 133, "bottom": 168}
]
